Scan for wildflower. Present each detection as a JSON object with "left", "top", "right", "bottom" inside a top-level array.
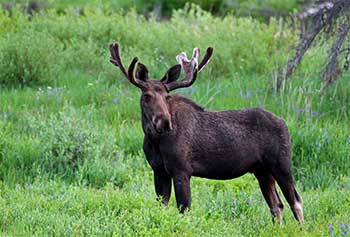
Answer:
[
  {"left": 246, "top": 91, "right": 253, "bottom": 99},
  {"left": 248, "top": 196, "right": 253, "bottom": 206},
  {"left": 338, "top": 222, "right": 349, "bottom": 235},
  {"left": 327, "top": 224, "right": 335, "bottom": 236},
  {"left": 312, "top": 111, "right": 318, "bottom": 117},
  {"left": 239, "top": 90, "right": 253, "bottom": 99},
  {"left": 224, "top": 89, "right": 228, "bottom": 97},
  {"left": 26, "top": 184, "right": 33, "bottom": 190},
  {"left": 112, "top": 98, "right": 118, "bottom": 105},
  {"left": 346, "top": 136, "right": 350, "bottom": 145},
  {"left": 2, "top": 112, "right": 8, "bottom": 121},
  {"left": 298, "top": 109, "right": 305, "bottom": 114},
  {"left": 48, "top": 90, "right": 55, "bottom": 97},
  {"left": 232, "top": 199, "right": 237, "bottom": 206}
]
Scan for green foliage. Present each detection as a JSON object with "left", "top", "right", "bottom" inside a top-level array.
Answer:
[
  {"left": 0, "top": 180, "right": 349, "bottom": 236},
  {"left": 0, "top": 6, "right": 29, "bottom": 36},
  {"left": 290, "top": 121, "right": 350, "bottom": 189},
  {"left": 0, "top": 0, "right": 301, "bottom": 17},
  {"left": 0, "top": 29, "right": 63, "bottom": 87},
  {"left": 0, "top": 3, "right": 349, "bottom": 236},
  {"left": 0, "top": 107, "right": 128, "bottom": 187}
]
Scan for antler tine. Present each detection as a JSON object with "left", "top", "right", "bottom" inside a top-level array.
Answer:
[
  {"left": 128, "top": 57, "right": 140, "bottom": 86},
  {"left": 165, "top": 48, "right": 198, "bottom": 91},
  {"left": 165, "top": 47, "right": 213, "bottom": 92},
  {"left": 198, "top": 47, "right": 214, "bottom": 72},
  {"left": 109, "top": 43, "right": 146, "bottom": 89},
  {"left": 109, "top": 43, "right": 128, "bottom": 78}
]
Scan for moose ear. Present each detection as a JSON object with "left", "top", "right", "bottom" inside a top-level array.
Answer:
[
  {"left": 135, "top": 63, "right": 149, "bottom": 82},
  {"left": 161, "top": 64, "right": 181, "bottom": 84}
]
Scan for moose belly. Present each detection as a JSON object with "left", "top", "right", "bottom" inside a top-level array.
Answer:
[{"left": 190, "top": 146, "right": 261, "bottom": 180}]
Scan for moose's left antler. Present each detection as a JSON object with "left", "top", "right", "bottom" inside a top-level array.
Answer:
[
  {"left": 165, "top": 47, "right": 213, "bottom": 92},
  {"left": 109, "top": 43, "right": 146, "bottom": 89}
]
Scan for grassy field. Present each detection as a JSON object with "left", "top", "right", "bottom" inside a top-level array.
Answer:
[{"left": 0, "top": 2, "right": 350, "bottom": 236}]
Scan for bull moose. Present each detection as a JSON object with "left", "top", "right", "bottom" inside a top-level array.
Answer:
[{"left": 109, "top": 43, "right": 304, "bottom": 224}]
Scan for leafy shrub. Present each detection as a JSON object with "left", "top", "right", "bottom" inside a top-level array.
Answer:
[
  {"left": 61, "top": 38, "right": 106, "bottom": 74},
  {"left": 0, "top": 6, "right": 30, "bottom": 37},
  {"left": 27, "top": 5, "right": 296, "bottom": 80},
  {"left": 1, "top": 107, "right": 128, "bottom": 187},
  {"left": 0, "top": 29, "right": 63, "bottom": 87}
]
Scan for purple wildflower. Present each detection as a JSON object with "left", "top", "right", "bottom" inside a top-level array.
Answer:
[
  {"left": 246, "top": 91, "right": 253, "bottom": 98},
  {"left": 327, "top": 224, "right": 335, "bottom": 236},
  {"left": 232, "top": 199, "right": 237, "bottom": 206},
  {"left": 239, "top": 90, "right": 253, "bottom": 99}
]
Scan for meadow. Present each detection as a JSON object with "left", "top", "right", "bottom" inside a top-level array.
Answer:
[{"left": 0, "top": 2, "right": 350, "bottom": 236}]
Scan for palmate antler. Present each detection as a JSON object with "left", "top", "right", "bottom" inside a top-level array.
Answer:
[
  {"left": 109, "top": 43, "right": 146, "bottom": 89},
  {"left": 165, "top": 47, "right": 213, "bottom": 92}
]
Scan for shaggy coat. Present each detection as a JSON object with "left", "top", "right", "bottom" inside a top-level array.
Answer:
[{"left": 109, "top": 43, "right": 304, "bottom": 224}]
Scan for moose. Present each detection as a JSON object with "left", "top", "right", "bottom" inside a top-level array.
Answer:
[{"left": 109, "top": 43, "right": 304, "bottom": 224}]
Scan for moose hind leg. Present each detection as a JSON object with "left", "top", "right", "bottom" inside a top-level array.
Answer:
[
  {"left": 272, "top": 170, "right": 304, "bottom": 224},
  {"left": 255, "top": 172, "right": 284, "bottom": 224}
]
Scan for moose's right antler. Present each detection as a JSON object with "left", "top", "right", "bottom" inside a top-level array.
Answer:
[
  {"left": 165, "top": 47, "right": 213, "bottom": 92},
  {"left": 109, "top": 43, "right": 146, "bottom": 89}
]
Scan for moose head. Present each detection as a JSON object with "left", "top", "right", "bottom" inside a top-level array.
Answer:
[{"left": 109, "top": 43, "right": 213, "bottom": 134}]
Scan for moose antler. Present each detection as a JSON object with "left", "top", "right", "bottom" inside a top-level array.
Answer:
[
  {"left": 109, "top": 43, "right": 146, "bottom": 89},
  {"left": 165, "top": 47, "right": 213, "bottom": 92}
]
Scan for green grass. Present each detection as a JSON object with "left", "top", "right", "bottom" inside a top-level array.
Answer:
[
  {"left": 1, "top": 3, "right": 350, "bottom": 236},
  {"left": 0, "top": 178, "right": 349, "bottom": 236}
]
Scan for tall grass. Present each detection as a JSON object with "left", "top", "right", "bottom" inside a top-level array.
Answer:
[{"left": 0, "top": 4, "right": 349, "bottom": 236}]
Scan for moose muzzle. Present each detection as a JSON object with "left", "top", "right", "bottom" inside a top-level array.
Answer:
[{"left": 152, "top": 115, "right": 173, "bottom": 133}]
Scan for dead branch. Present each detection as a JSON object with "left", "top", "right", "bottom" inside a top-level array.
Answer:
[
  {"left": 322, "top": 24, "right": 349, "bottom": 92},
  {"left": 276, "top": 0, "right": 350, "bottom": 91}
]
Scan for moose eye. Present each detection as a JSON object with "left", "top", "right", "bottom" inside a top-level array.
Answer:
[
  {"left": 143, "top": 94, "right": 151, "bottom": 102},
  {"left": 155, "top": 87, "right": 162, "bottom": 92}
]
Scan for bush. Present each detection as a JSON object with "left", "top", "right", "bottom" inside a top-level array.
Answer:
[
  {"left": 1, "top": 107, "right": 128, "bottom": 187},
  {"left": 0, "top": 29, "right": 63, "bottom": 87}
]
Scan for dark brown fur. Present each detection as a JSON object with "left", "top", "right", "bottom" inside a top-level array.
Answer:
[{"left": 109, "top": 43, "right": 304, "bottom": 224}]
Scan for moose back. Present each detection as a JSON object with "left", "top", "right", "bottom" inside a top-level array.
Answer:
[{"left": 109, "top": 43, "right": 304, "bottom": 224}]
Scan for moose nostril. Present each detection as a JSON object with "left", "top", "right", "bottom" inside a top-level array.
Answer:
[
  {"left": 163, "top": 119, "right": 172, "bottom": 131},
  {"left": 153, "top": 116, "right": 172, "bottom": 133}
]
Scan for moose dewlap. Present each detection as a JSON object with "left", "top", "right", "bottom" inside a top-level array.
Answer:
[{"left": 109, "top": 43, "right": 304, "bottom": 224}]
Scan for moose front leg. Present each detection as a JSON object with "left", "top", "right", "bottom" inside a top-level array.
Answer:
[
  {"left": 173, "top": 173, "right": 191, "bottom": 213},
  {"left": 154, "top": 169, "right": 172, "bottom": 206}
]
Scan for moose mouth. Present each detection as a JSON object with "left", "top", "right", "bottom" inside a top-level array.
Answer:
[{"left": 152, "top": 118, "right": 172, "bottom": 134}]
